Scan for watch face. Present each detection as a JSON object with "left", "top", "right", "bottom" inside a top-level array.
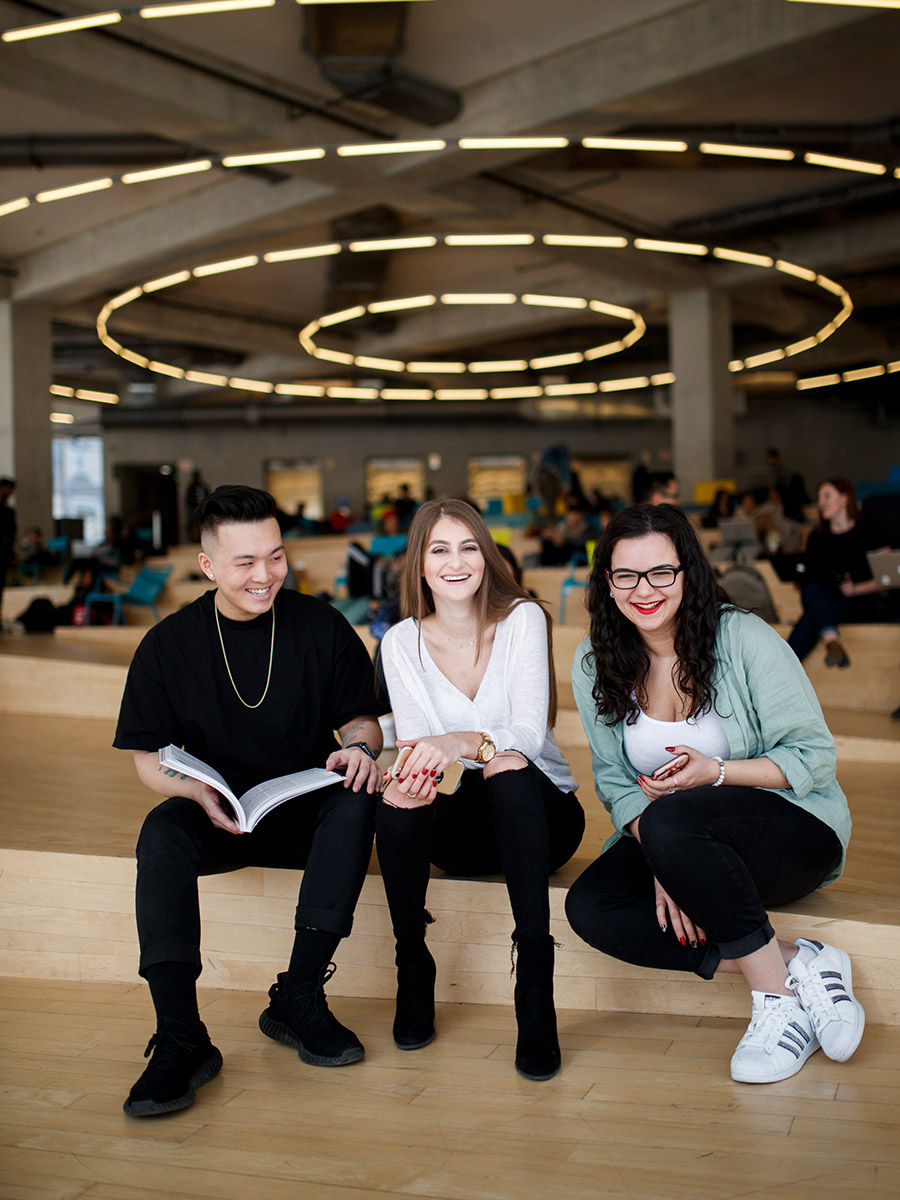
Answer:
[{"left": 479, "top": 737, "right": 495, "bottom": 762}]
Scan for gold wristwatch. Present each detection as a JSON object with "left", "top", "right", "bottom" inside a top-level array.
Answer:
[{"left": 474, "top": 732, "right": 496, "bottom": 764}]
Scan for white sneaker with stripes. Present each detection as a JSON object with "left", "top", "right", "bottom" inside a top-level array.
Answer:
[
  {"left": 787, "top": 938, "right": 865, "bottom": 1062},
  {"left": 730, "top": 991, "right": 819, "bottom": 1084}
]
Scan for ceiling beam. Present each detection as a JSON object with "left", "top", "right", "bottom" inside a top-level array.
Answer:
[{"left": 6, "top": 0, "right": 892, "bottom": 306}]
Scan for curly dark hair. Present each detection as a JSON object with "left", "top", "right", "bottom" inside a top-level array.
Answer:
[{"left": 586, "top": 504, "right": 734, "bottom": 726}]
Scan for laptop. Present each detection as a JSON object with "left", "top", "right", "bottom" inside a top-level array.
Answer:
[
  {"left": 717, "top": 517, "right": 758, "bottom": 547},
  {"left": 867, "top": 550, "right": 900, "bottom": 590},
  {"left": 769, "top": 553, "right": 808, "bottom": 583}
]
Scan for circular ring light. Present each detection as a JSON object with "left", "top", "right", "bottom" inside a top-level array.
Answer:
[
  {"left": 3, "top": 133, "right": 898, "bottom": 223},
  {"left": 0, "top": 0, "right": 433, "bottom": 44},
  {"left": 94, "top": 231, "right": 854, "bottom": 400},
  {"left": 299, "top": 289, "right": 646, "bottom": 376}
]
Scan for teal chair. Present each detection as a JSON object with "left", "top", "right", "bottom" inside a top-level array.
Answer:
[
  {"left": 369, "top": 534, "right": 407, "bottom": 557},
  {"left": 559, "top": 556, "right": 589, "bottom": 625},
  {"left": 83, "top": 566, "right": 172, "bottom": 625}
]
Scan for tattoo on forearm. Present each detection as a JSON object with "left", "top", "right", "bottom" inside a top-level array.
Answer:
[
  {"left": 341, "top": 722, "right": 367, "bottom": 748},
  {"left": 159, "top": 766, "right": 189, "bottom": 780}
]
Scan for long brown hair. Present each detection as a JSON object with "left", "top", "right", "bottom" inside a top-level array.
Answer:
[
  {"left": 402, "top": 498, "right": 558, "bottom": 726},
  {"left": 816, "top": 477, "right": 861, "bottom": 528}
]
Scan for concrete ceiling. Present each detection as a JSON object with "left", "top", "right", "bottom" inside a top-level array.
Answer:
[{"left": 2, "top": 0, "right": 899, "bottom": 420}]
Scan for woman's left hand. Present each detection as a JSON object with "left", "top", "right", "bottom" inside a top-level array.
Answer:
[
  {"left": 637, "top": 745, "right": 720, "bottom": 801},
  {"left": 393, "top": 733, "right": 465, "bottom": 799},
  {"left": 654, "top": 877, "right": 706, "bottom": 948}
]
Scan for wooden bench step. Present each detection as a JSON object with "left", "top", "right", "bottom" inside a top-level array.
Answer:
[{"left": 2, "top": 847, "right": 898, "bottom": 1025}]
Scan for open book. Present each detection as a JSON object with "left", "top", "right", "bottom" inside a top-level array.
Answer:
[{"left": 158, "top": 744, "right": 343, "bottom": 833}]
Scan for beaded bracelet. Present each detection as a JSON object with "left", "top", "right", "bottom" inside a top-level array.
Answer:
[{"left": 711, "top": 755, "right": 726, "bottom": 787}]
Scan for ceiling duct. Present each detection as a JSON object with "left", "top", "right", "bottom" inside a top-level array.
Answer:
[
  {"left": 303, "top": 3, "right": 461, "bottom": 127},
  {"left": 0, "top": 134, "right": 201, "bottom": 168}
]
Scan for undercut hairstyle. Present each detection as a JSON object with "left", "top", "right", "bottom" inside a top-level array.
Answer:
[
  {"left": 585, "top": 504, "right": 734, "bottom": 726},
  {"left": 197, "top": 485, "right": 278, "bottom": 546},
  {"left": 402, "top": 498, "right": 557, "bottom": 726}
]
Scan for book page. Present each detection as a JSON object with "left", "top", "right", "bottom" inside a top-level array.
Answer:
[
  {"left": 157, "top": 745, "right": 239, "bottom": 808},
  {"left": 240, "top": 768, "right": 343, "bottom": 830}
]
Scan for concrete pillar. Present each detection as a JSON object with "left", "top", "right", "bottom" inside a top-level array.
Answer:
[
  {"left": 0, "top": 297, "right": 53, "bottom": 534},
  {"left": 669, "top": 288, "right": 734, "bottom": 506}
]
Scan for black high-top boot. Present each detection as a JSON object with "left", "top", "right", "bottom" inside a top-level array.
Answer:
[
  {"left": 393, "top": 933, "right": 436, "bottom": 1050},
  {"left": 513, "top": 934, "right": 561, "bottom": 1081}
]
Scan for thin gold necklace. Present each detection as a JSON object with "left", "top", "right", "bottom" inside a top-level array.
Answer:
[
  {"left": 214, "top": 596, "right": 275, "bottom": 709},
  {"left": 440, "top": 631, "right": 476, "bottom": 649}
]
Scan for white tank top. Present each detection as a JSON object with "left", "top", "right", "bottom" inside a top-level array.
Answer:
[{"left": 622, "top": 703, "right": 730, "bottom": 777}]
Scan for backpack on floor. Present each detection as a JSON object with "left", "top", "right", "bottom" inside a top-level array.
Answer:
[{"left": 720, "top": 563, "right": 779, "bottom": 624}]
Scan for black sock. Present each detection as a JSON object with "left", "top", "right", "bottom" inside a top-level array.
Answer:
[
  {"left": 144, "top": 962, "right": 201, "bottom": 1029},
  {"left": 285, "top": 927, "right": 342, "bottom": 990}
]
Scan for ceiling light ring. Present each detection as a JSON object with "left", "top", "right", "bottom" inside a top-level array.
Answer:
[
  {"left": 2, "top": 131, "right": 898, "bottom": 221},
  {"left": 94, "top": 230, "right": 854, "bottom": 401},
  {"left": 299, "top": 286, "right": 645, "bottom": 377}
]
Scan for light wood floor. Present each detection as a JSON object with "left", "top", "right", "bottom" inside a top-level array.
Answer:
[{"left": 1, "top": 976, "right": 899, "bottom": 1200}]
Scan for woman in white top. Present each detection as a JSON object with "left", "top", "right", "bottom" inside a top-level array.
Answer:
[{"left": 378, "top": 499, "right": 584, "bottom": 1080}]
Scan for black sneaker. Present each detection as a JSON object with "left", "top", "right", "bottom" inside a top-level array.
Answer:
[
  {"left": 258, "top": 964, "right": 364, "bottom": 1067},
  {"left": 123, "top": 1019, "right": 222, "bottom": 1117},
  {"left": 824, "top": 639, "right": 850, "bottom": 669}
]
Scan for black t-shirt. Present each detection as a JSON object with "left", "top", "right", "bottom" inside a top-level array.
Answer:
[
  {"left": 114, "top": 589, "right": 378, "bottom": 797},
  {"left": 804, "top": 520, "right": 884, "bottom": 587}
]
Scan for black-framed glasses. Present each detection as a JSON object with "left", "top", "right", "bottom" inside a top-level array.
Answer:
[{"left": 609, "top": 566, "right": 683, "bottom": 590}]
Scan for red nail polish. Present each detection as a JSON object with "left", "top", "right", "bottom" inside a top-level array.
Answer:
[
  {"left": 397, "top": 775, "right": 406, "bottom": 783},
  {"left": 665, "top": 746, "right": 676, "bottom": 752},
  {"left": 636, "top": 776, "right": 643, "bottom": 784},
  {"left": 700, "top": 937, "right": 707, "bottom": 947},
  {"left": 679, "top": 936, "right": 686, "bottom": 946},
  {"left": 430, "top": 769, "right": 437, "bottom": 777},
  {"left": 411, "top": 772, "right": 418, "bottom": 778}
]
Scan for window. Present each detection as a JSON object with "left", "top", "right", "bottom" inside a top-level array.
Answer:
[
  {"left": 52, "top": 435, "right": 105, "bottom": 546},
  {"left": 571, "top": 456, "right": 632, "bottom": 505},
  {"left": 365, "top": 459, "right": 425, "bottom": 508},
  {"left": 466, "top": 456, "right": 527, "bottom": 512},
  {"left": 266, "top": 460, "right": 324, "bottom": 522}
]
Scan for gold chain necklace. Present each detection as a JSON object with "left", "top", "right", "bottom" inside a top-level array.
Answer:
[{"left": 214, "top": 596, "right": 275, "bottom": 709}]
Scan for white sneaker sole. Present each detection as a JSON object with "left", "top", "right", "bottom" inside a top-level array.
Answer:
[{"left": 730, "top": 1038, "right": 819, "bottom": 1085}]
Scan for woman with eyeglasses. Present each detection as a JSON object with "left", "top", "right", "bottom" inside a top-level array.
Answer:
[{"left": 565, "top": 504, "right": 863, "bottom": 1085}]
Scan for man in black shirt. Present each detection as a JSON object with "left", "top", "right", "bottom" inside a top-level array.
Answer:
[{"left": 115, "top": 485, "right": 383, "bottom": 1116}]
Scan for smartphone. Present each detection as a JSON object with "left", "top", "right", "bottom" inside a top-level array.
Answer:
[
  {"left": 384, "top": 745, "right": 412, "bottom": 782},
  {"left": 434, "top": 761, "right": 463, "bottom": 794},
  {"left": 651, "top": 754, "right": 688, "bottom": 782}
]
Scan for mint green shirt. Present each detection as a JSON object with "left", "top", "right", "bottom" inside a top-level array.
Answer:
[{"left": 571, "top": 608, "right": 850, "bottom": 885}]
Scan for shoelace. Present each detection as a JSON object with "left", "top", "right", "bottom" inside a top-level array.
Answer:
[
  {"left": 143, "top": 1027, "right": 204, "bottom": 1059},
  {"left": 787, "top": 967, "right": 843, "bottom": 1029},
  {"left": 743, "top": 999, "right": 805, "bottom": 1054},
  {"left": 272, "top": 963, "right": 339, "bottom": 1026}
]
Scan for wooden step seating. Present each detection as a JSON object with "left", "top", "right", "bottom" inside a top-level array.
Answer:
[
  {"left": 5, "top": 621, "right": 898, "bottom": 723},
  {"left": 1, "top": 623, "right": 898, "bottom": 1028}
]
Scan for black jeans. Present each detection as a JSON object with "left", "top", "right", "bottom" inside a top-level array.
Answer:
[
  {"left": 788, "top": 580, "right": 879, "bottom": 661},
  {"left": 135, "top": 784, "right": 377, "bottom": 977},
  {"left": 375, "top": 762, "right": 585, "bottom": 942},
  {"left": 565, "top": 786, "right": 841, "bottom": 979}
]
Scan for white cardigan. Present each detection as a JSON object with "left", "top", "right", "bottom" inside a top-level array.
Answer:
[{"left": 380, "top": 601, "right": 577, "bottom": 793}]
